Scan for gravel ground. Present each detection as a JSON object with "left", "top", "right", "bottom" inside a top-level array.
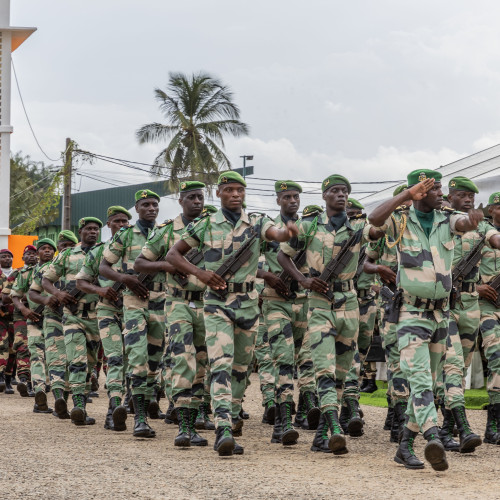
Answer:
[{"left": 1, "top": 374, "right": 499, "bottom": 500}]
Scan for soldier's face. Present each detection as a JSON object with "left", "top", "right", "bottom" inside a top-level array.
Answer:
[
  {"left": 277, "top": 190, "right": 300, "bottom": 216},
  {"left": 217, "top": 183, "right": 245, "bottom": 212},
  {"left": 23, "top": 250, "right": 38, "bottom": 266},
  {"left": 136, "top": 198, "right": 159, "bottom": 222},
  {"left": 422, "top": 181, "right": 443, "bottom": 210},
  {"left": 346, "top": 207, "right": 362, "bottom": 218},
  {"left": 448, "top": 190, "right": 475, "bottom": 212},
  {"left": 179, "top": 190, "right": 204, "bottom": 219},
  {"left": 323, "top": 184, "right": 349, "bottom": 212},
  {"left": 37, "top": 245, "right": 55, "bottom": 264},
  {"left": 0, "top": 253, "right": 12, "bottom": 268},
  {"left": 58, "top": 241, "right": 76, "bottom": 252},
  {"left": 107, "top": 214, "right": 130, "bottom": 236},
  {"left": 79, "top": 222, "right": 100, "bottom": 246},
  {"left": 488, "top": 205, "right": 500, "bottom": 225}
]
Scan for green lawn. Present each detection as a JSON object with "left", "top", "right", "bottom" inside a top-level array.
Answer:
[{"left": 359, "top": 382, "right": 489, "bottom": 410}]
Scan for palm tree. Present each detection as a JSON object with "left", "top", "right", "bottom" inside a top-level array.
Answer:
[{"left": 136, "top": 72, "right": 249, "bottom": 190}]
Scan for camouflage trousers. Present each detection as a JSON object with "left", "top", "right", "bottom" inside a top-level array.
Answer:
[
  {"left": 0, "top": 319, "right": 13, "bottom": 374},
  {"left": 44, "top": 309, "right": 69, "bottom": 392},
  {"left": 166, "top": 297, "right": 208, "bottom": 409},
  {"left": 397, "top": 305, "right": 448, "bottom": 434},
  {"left": 97, "top": 303, "right": 125, "bottom": 399},
  {"left": 254, "top": 314, "right": 276, "bottom": 405},
  {"left": 264, "top": 297, "right": 315, "bottom": 404},
  {"left": 204, "top": 301, "right": 259, "bottom": 428},
  {"left": 479, "top": 299, "right": 500, "bottom": 405},
  {"left": 123, "top": 292, "right": 165, "bottom": 399},
  {"left": 27, "top": 321, "right": 46, "bottom": 392},
  {"left": 162, "top": 337, "right": 173, "bottom": 402},
  {"left": 63, "top": 306, "right": 100, "bottom": 395},
  {"left": 344, "top": 291, "right": 377, "bottom": 400},
  {"left": 12, "top": 319, "right": 30, "bottom": 380},
  {"left": 307, "top": 300, "right": 359, "bottom": 412}
]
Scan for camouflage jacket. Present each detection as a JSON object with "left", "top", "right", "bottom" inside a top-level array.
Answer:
[
  {"left": 11, "top": 263, "right": 42, "bottom": 311},
  {"left": 182, "top": 209, "right": 275, "bottom": 308},
  {"left": 479, "top": 222, "right": 500, "bottom": 286},
  {"left": 29, "top": 261, "right": 57, "bottom": 316},
  {"left": 103, "top": 223, "right": 165, "bottom": 297},
  {"left": 142, "top": 214, "right": 206, "bottom": 295},
  {"left": 280, "top": 211, "right": 373, "bottom": 310},
  {"left": 2, "top": 266, "right": 26, "bottom": 320}
]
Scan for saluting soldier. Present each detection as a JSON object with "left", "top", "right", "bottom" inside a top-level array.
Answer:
[{"left": 165, "top": 171, "right": 297, "bottom": 457}]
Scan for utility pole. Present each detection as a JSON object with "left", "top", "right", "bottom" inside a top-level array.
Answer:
[
  {"left": 62, "top": 138, "right": 72, "bottom": 231},
  {"left": 235, "top": 155, "right": 254, "bottom": 179}
]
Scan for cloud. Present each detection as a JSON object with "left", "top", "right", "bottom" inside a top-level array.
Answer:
[{"left": 473, "top": 131, "right": 500, "bottom": 151}]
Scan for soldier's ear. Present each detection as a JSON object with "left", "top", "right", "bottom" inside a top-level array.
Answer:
[
  {"left": 216, "top": 188, "right": 221, "bottom": 199},
  {"left": 322, "top": 191, "right": 327, "bottom": 201}
]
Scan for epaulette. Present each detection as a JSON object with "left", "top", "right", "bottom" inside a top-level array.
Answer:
[
  {"left": 157, "top": 219, "right": 174, "bottom": 228},
  {"left": 192, "top": 212, "right": 211, "bottom": 224},
  {"left": 441, "top": 206, "right": 455, "bottom": 213},
  {"left": 249, "top": 211, "right": 267, "bottom": 217},
  {"left": 302, "top": 212, "right": 321, "bottom": 221},
  {"left": 394, "top": 205, "right": 410, "bottom": 214},
  {"left": 92, "top": 241, "right": 105, "bottom": 248},
  {"left": 349, "top": 213, "right": 367, "bottom": 220}
]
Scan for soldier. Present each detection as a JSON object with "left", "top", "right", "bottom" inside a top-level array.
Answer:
[
  {"left": 99, "top": 189, "right": 164, "bottom": 438},
  {"left": 42, "top": 218, "right": 103, "bottom": 426},
  {"left": 75, "top": 206, "right": 132, "bottom": 432},
  {"left": 477, "top": 191, "right": 500, "bottom": 445},
  {"left": 165, "top": 171, "right": 297, "bottom": 456},
  {"left": 259, "top": 180, "right": 319, "bottom": 446},
  {"left": 10, "top": 239, "right": 57, "bottom": 413},
  {"left": 1, "top": 245, "right": 39, "bottom": 398},
  {"left": 29, "top": 231, "right": 78, "bottom": 418},
  {"left": 134, "top": 181, "right": 213, "bottom": 448},
  {"left": 278, "top": 175, "right": 383, "bottom": 455},
  {"left": 369, "top": 169, "right": 485, "bottom": 471},
  {"left": 0, "top": 249, "right": 15, "bottom": 393}
]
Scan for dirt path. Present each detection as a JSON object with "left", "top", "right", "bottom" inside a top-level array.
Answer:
[{"left": 1, "top": 374, "right": 499, "bottom": 500}]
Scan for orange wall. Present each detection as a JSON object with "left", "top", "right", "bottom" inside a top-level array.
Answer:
[{"left": 8, "top": 235, "right": 38, "bottom": 269}]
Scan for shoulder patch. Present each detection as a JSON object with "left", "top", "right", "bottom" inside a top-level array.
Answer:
[{"left": 192, "top": 212, "right": 211, "bottom": 223}]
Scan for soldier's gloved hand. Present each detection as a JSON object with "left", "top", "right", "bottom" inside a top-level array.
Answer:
[
  {"left": 121, "top": 275, "right": 149, "bottom": 300},
  {"left": 262, "top": 272, "right": 288, "bottom": 295},
  {"left": 408, "top": 178, "right": 435, "bottom": 200},
  {"left": 99, "top": 286, "right": 118, "bottom": 302},
  {"left": 55, "top": 290, "right": 77, "bottom": 305},
  {"left": 377, "top": 265, "right": 397, "bottom": 284},
  {"left": 477, "top": 284, "right": 497, "bottom": 302},
  {"left": 197, "top": 270, "right": 227, "bottom": 290},
  {"left": 300, "top": 277, "right": 329, "bottom": 294}
]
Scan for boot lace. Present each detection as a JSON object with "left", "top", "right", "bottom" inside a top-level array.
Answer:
[
  {"left": 326, "top": 410, "right": 342, "bottom": 434},
  {"left": 407, "top": 437, "right": 416, "bottom": 456},
  {"left": 458, "top": 407, "right": 471, "bottom": 434}
]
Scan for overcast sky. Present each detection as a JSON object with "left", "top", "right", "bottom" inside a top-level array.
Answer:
[{"left": 9, "top": 0, "right": 500, "bottom": 219}]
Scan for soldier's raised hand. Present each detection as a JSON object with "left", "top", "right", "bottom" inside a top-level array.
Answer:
[{"left": 408, "top": 178, "right": 435, "bottom": 200}]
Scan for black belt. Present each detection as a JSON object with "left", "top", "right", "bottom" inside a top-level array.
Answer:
[
  {"left": 357, "top": 289, "right": 372, "bottom": 298},
  {"left": 404, "top": 294, "right": 448, "bottom": 311},
  {"left": 169, "top": 287, "right": 204, "bottom": 302},
  {"left": 330, "top": 280, "right": 354, "bottom": 293},
  {"left": 459, "top": 282, "right": 476, "bottom": 293},
  {"left": 226, "top": 282, "right": 255, "bottom": 293},
  {"left": 145, "top": 282, "right": 166, "bottom": 292}
]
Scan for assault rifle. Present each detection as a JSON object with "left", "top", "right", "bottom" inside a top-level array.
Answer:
[
  {"left": 487, "top": 272, "right": 500, "bottom": 308},
  {"left": 450, "top": 234, "right": 486, "bottom": 309},
  {"left": 380, "top": 285, "right": 403, "bottom": 323},
  {"left": 317, "top": 229, "right": 363, "bottom": 301},
  {"left": 171, "top": 248, "right": 204, "bottom": 288},
  {"left": 276, "top": 248, "right": 308, "bottom": 299},
  {"left": 354, "top": 246, "right": 367, "bottom": 283}
]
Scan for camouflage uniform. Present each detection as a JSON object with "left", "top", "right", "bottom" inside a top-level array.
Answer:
[
  {"left": 374, "top": 205, "right": 467, "bottom": 433},
  {"left": 76, "top": 242, "right": 126, "bottom": 399},
  {"left": 0, "top": 271, "right": 14, "bottom": 376},
  {"left": 262, "top": 214, "right": 315, "bottom": 405},
  {"left": 43, "top": 244, "right": 100, "bottom": 396},
  {"left": 281, "top": 211, "right": 373, "bottom": 412},
  {"left": 182, "top": 209, "right": 275, "bottom": 428},
  {"left": 142, "top": 214, "right": 208, "bottom": 410},
  {"left": 103, "top": 224, "right": 165, "bottom": 399}
]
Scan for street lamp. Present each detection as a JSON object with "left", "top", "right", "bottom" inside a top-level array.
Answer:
[{"left": 238, "top": 155, "right": 254, "bottom": 179}]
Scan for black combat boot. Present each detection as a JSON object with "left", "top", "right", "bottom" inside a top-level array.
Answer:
[
  {"left": 232, "top": 417, "right": 243, "bottom": 437},
  {"left": 311, "top": 414, "right": 332, "bottom": 453},
  {"left": 323, "top": 409, "right": 348, "bottom": 455},
  {"left": 484, "top": 404, "right": 500, "bottom": 445},
  {"left": 33, "top": 391, "right": 53, "bottom": 413},
  {"left": 104, "top": 404, "right": 114, "bottom": 430},
  {"left": 394, "top": 427, "right": 424, "bottom": 469},
  {"left": 189, "top": 408, "right": 208, "bottom": 447},
  {"left": 4, "top": 374, "right": 14, "bottom": 394},
  {"left": 280, "top": 401, "right": 299, "bottom": 445},
  {"left": 195, "top": 402, "right": 215, "bottom": 430},
  {"left": 451, "top": 406, "right": 482, "bottom": 453},
  {"left": 303, "top": 391, "right": 320, "bottom": 430},
  {"left": 391, "top": 401, "right": 407, "bottom": 443},
  {"left": 360, "top": 377, "right": 377, "bottom": 393},
  {"left": 344, "top": 396, "right": 364, "bottom": 437},
  {"left": 71, "top": 394, "right": 88, "bottom": 426},
  {"left": 52, "top": 388, "right": 69, "bottom": 419},
  {"left": 109, "top": 396, "right": 127, "bottom": 432},
  {"left": 174, "top": 407, "right": 191, "bottom": 447},
  {"left": 262, "top": 400, "right": 276, "bottom": 425},
  {"left": 27, "top": 382, "right": 35, "bottom": 397},
  {"left": 239, "top": 407, "right": 249, "bottom": 420},
  {"left": 438, "top": 408, "right": 460, "bottom": 452},
  {"left": 339, "top": 404, "right": 350, "bottom": 434},
  {"left": 132, "top": 394, "right": 155, "bottom": 438},
  {"left": 423, "top": 426, "right": 449, "bottom": 471},
  {"left": 0, "top": 372, "right": 5, "bottom": 392},
  {"left": 384, "top": 398, "right": 394, "bottom": 431},
  {"left": 148, "top": 388, "right": 165, "bottom": 419},
  {"left": 17, "top": 376, "right": 29, "bottom": 397},
  {"left": 164, "top": 401, "right": 177, "bottom": 424},
  {"left": 271, "top": 406, "right": 282, "bottom": 443},
  {"left": 124, "top": 377, "right": 133, "bottom": 414},
  {"left": 213, "top": 426, "right": 235, "bottom": 456},
  {"left": 293, "top": 393, "right": 307, "bottom": 429}
]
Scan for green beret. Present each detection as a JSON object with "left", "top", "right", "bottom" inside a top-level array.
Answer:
[
  {"left": 302, "top": 205, "right": 324, "bottom": 216},
  {"left": 180, "top": 181, "right": 206, "bottom": 193},
  {"left": 78, "top": 217, "right": 103, "bottom": 230},
  {"left": 407, "top": 169, "right": 442, "bottom": 186},
  {"left": 393, "top": 184, "right": 408, "bottom": 197},
  {"left": 202, "top": 204, "right": 218, "bottom": 215},
  {"left": 242, "top": 201, "right": 247, "bottom": 209},
  {"left": 448, "top": 176, "right": 478, "bottom": 194},
  {"left": 107, "top": 206, "right": 132, "bottom": 220},
  {"left": 274, "top": 180, "right": 302, "bottom": 194},
  {"left": 347, "top": 198, "right": 364, "bottom": 210},
  {"left": 135, "top": 189, "right": 161, "bottom": 202},
  {"left": 321, "top": 175, "right": 351, "bottom": 194},
  {"left": 217, "top": 171, "right": 246, "bottom": 187},
  {"left": 36, "top": 238, "right": 57, "bottom": 251},
  {"left": 442, "top": 194, "right": 448, "bottom": 201},
  {"left": 488, "top": 192, "right": 500, "bottom": 205},
  {"left": 58, "top": 230, "right": 78, "bottom": 244}
]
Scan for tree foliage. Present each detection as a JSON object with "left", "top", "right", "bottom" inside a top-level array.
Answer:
[{"left": 136, "top": 72, "right": 249, "bottom": 191}]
